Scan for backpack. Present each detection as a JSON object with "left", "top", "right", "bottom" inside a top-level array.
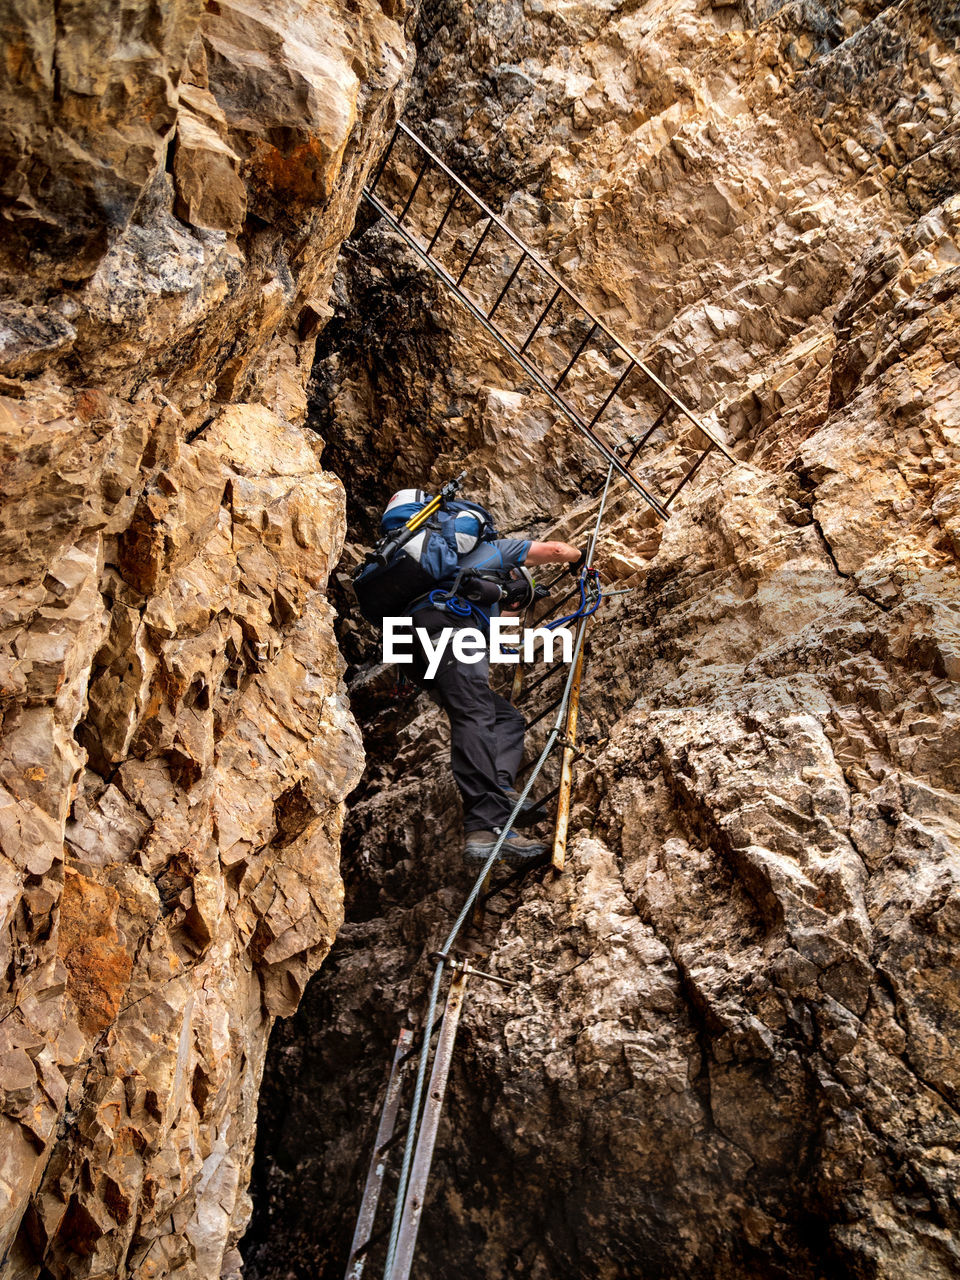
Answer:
[{"left": 352, "top": 489, "right": 498, "bottom": 628}]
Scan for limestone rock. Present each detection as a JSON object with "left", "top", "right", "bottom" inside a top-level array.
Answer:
[
  {"left": 0, "top": 0, "right": 414, "bottom": 1276},
  {"left": 173, "top": 107, "right": 248, "bottom": 235}
]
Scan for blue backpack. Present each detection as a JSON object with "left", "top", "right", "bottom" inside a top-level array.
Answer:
[{"left": 353, "top": 490, "right": 498, "bottom": 627}]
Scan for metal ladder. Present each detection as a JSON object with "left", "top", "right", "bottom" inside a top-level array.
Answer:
[
  {"left": 362, "top": 121, "right": 737, "bottom": 521},
  {"left": 343, "top": 960, "right": 514, "bottom": 1280}
]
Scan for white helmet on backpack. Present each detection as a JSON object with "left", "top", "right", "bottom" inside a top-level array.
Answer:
[{"left": 381, "top": 489, "right": 432, "bottom": 532}]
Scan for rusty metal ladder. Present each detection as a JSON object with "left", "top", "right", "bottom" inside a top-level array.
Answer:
[
  {"left": 362, "top": 121, "right": 737, "bottom": 522},
  {"left": 343, "top": 959, "right": 515, "bottom": 1280}
]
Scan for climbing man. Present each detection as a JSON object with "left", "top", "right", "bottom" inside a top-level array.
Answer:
[{"left": 404, "top": 522, "right": 585, "bottom": 864}]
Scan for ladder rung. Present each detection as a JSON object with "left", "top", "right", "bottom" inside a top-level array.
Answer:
[
  {"left": 398, "top": 158, "right": 430, "bottom": 225},
  {"left": 664, "top": 441, "right": 715, "bottom": 507},
  {"left": 515, "top": 751, "right": 548, "bottom": 780},
  {"left": 520, "top": 285, "right": 562, "bottom": 354},
  {"left": 351, "top": 1226, "right": 389, "bottom": 1261},
  {"left": 480, "top": 853, "right": 552, "bottom": 907},
  {"left": 624, "top": 401, "right": 675, "bottom": 470},
  {"left": 377, "top": 1123, "right": 409, "bottom": 1156},
  {"left": 456, "top": 216, "right": 493, "bottom": 285},
  {"left": 531, "top": 782, "right": 561, "bottom": 811},
  {"left": 541, "top": 568, "right": 571, "bottom": 592},
  {"left": 525, "top": 694, "right": 565, "bottom": 730},
  {"left": 426, "top": 187, "right": 460, "bottom": 255},
  {"left": 368, "top": 127, "right": 399, "bottom": 194},
  {"left": 555, "top": 321, "right": 598, "bottom": 391},
  {"left": 535, "top": 584, "right": 580, "bottom": 622},
  {"left": 488, "top": 250, "right": 527, "bottom": 319},
  {"left": 517, "top": 661, "right": 566, "bottom": 704},
  {"left": 397, "top": 1013, "right": 445, "bottom": 1067},
  {"left": 587, "top": 360, "right": 634, "bottom": 429}
]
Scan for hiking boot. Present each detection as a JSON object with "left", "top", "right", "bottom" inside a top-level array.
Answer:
[
  {"left": 464, "top": 828, "right": 548, "bottom": 866},
  {"left": 501, "top": 787, "right": 548, "bottom": 828}
]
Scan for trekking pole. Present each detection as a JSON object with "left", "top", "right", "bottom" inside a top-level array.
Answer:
[{"left": 405, "top": 469, "right": 466, "bottom": 532}]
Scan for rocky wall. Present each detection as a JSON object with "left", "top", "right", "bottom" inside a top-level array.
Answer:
[
  {"left": 246, "top": 0, "right": 960, "bottom": 1277},
  {"left": 0, "top": 3, "right": 416, "bottom": 1277}
]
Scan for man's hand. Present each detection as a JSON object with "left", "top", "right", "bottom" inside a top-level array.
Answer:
[{"left": 567, "top": 547, "right": 588, "bottom": 576}]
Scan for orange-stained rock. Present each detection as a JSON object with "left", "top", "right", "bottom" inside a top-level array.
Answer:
[{"left": 57, "top": 870, "right": 134, "bottom": 1038}]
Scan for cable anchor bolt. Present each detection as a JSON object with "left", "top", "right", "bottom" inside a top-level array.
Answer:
[{"left": 428, "top": 952, "right": 519, "bottom": 989}]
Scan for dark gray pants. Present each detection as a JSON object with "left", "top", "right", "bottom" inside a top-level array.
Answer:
[{"left": 410, "top": 609, "right": 525, "bottom": 833}]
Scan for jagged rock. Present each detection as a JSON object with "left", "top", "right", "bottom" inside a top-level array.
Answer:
[
  {"left": 0, "top": 0, "right": 415, "bottom": 1276},
  {"left": 173, "top": 105, "right": 248, "bottom": 234},
  {"left": 0, "top": 303, "right": 76, "bottom": 376}
]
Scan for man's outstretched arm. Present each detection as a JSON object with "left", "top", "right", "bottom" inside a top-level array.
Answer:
[{"left": 524, "top": 540, "right": 582, "bottom": 567}]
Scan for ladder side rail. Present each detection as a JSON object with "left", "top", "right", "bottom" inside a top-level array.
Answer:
[
  {"left": 345, "top": 1028, "right": 415, "bottom": 1280},
  {"left": 390, "top": 122, "right": 736, "bottom": 464}
]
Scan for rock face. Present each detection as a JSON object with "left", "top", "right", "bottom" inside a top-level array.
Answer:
[
  {"left": 246, "top": 1, "right": 960, "bottom": 1278},
  {"left": 0, "top": 3, "right": 415, "bottom": 1277}
]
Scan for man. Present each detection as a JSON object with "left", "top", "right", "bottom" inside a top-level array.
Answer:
[{"left": 406, "top": 530, "right": 585, "bottom": 864}]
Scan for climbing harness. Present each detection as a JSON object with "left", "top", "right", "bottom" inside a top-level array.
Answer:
[{"left": 362, "top": 121, "right": 737, "bottom": 521}]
